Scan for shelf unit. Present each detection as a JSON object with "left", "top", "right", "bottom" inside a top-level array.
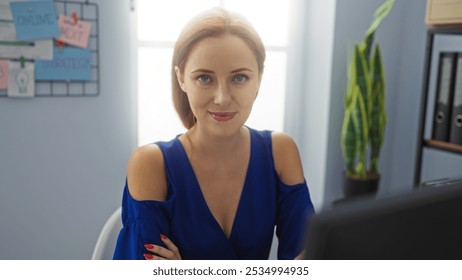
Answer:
[{"left": 414, "top": 27, "right": 462, "bottom": 185}]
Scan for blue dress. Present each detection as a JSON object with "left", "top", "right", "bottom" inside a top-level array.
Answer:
[{"left": 113, "top": 128, "right": 315, "bottom": 260}]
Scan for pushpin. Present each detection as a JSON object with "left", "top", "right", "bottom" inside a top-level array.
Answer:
[
  {"left": 56, "top": 39, "right": 65, "bottom": 52},
  {"left": 72, "top": 12, "right": 78, "bottom": 25}
]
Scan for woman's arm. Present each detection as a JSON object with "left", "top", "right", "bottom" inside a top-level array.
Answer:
[
  {"left": 272, "top": 132, "right": 305, "bottom": 186},
  {"left": 125, "top": 144, "right": 182, "bottom": 260},
  {"left": 272, "top": 132, "right": 312, "bottom": 260},
  {"left": 126, "top": 144, "right": 167, "bottom": 201}
]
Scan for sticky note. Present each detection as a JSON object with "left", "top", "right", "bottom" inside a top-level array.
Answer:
[
  {"left": 57, "top": 14, "right": 92, "bottom": 48},
  {"left": 1, "top": 0, "right": 54, "bottom": 21},
  {"left": 35, "top": 47, "right": 92, "bottom": 81},
  {"left": 9, "top": 1, "right": 60, "bottom": 41},
  {"left": 0, "top": 60, "right": 8, "bottom": 89},
  {"left": 8, "top": 60, "right": 35, "bottom": 98}
]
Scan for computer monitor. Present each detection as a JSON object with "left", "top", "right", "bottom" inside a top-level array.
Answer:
[{"left": 304, "top": 181, "right": 462, "bottom": 259}]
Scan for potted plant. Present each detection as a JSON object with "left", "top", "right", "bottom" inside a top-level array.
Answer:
[{"left": 341, "top": 0, "right": 395, "bottom": 197}]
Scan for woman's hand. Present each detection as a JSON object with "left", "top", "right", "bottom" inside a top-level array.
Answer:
[
  {"left": 144, "top": 234, "right": 182, "bottom": 260},
  {"left": 295, "top": 250, "right": 305, "bottom": 260}
]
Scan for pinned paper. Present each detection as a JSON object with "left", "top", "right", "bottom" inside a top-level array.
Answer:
[
  {"left": 0, "top": 60, "right": 8, "bottom": 89},
  {"left": 0, "top": 0, "right": 13, "bottom": 21},
  {"left": 57, "top": 14, "right": 92, "bottom": 48},
  {"left": 0, "top": 20, "right": 17, "bottom": 41},
  {"left": 1, "top": 0, "right": 53, "bottom": 21},
  {"left": 8, "top": 60, "right": 35, "bottom": 97},
  {"left": 0, "top": 39, "right": 52, "bottom": 60},
  {"left": 35, "top": 47, "right": 91, "bottom": 81},
  {"left": 9, "top": 1, "right": 60, "bottom": 41}
]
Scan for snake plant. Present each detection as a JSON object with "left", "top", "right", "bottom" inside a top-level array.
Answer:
[{"left": 341, "top": 0, "right": 394, "bottom": 179}]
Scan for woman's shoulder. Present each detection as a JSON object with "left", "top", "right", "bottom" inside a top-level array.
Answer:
[
  {"left": 270, "top": 132, "right": 305, "bottom": 186},
  {"left": 126, "top": 143, "right": 168, "bottom": 201}
]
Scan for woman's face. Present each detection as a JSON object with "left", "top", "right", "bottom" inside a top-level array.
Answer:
[{"left": 176, "top": 35, "right": 261, "bottom": 137}]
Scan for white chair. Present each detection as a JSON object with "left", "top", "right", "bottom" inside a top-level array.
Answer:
[{"left": 91, "top": 207, "right": 122, "bottom": 260}]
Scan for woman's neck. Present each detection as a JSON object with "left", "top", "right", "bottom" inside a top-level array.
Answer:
[{"left": 184, "top": 125, "right": 248, "bottom": 160}]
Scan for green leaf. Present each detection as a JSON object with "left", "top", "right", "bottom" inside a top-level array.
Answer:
[
  {"left": 369, "top": 45, "right": 387, "bottom": 173},
  {"left": 355, "top": 45, "right": 372, "bottom": 123},
  {"left": 351, "top": 85, "right": 368, "bottom": 178},
  {"left": 366, "top": 0, "right": 396, "bottom": 37},
  {"left": 362, "top": 0, "right": 396, "bottom": 60},
  {"left": 341, "top": 104, "right": 357, "bottom": 173},
  {"left": 345, "top": 46, "right": 358, "bottom": 108}
]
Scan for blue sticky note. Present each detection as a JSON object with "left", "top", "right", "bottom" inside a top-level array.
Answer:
[
  {"left": 35, "top": 47, "right": 92, "bottom": 81},
  {"left": 10, "top": 1, "right": 60, "bottom": 41}
]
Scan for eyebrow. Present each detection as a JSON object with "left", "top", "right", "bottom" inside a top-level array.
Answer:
[
  {"left": 191, "top": 69, "right": 214, "bottom": 74},
  {"left": 190, "top": 68, "right": 254, "bottom": 74},
  {"left": 231, "top": 68, "right": 254, "bottom": 73}
]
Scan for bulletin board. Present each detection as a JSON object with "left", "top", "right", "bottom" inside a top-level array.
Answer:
[{"left": 0, "top": 0, "right": 99, "bottom": 97}]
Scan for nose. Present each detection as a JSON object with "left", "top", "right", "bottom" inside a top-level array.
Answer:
[{"left": 213, "top": 82, "right": 232, "bottom": 106}]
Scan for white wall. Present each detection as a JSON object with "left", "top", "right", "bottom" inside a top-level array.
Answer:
[
  {"left": 284, "top": 0, "right": 336, "bottom": 212},
  {"left": 0, "top": 0, "right": 136, "bottom": 259}
]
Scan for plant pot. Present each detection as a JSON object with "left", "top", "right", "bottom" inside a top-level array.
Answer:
[{"left": 343, "top": 173, "right": 380, "bottom": 198}]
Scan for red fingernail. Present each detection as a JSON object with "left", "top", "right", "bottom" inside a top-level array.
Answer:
[
  {"left": 160, "top": 234, "right": 167, "bottom": 240},
  {"left": 144, "top": 244, "right": 154, "bottom": 249},
  {"left": 144, "top": 253, "right": 153, "bottom": 259}
]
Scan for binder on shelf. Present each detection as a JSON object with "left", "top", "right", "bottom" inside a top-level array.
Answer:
[
  {"left": 432, "top": 52, "right": 457, "bottom": 142},
  {"left": 449, "top": 53, "right": 462, "bottom": 145}
]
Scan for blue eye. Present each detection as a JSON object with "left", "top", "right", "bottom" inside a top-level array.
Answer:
[
  {"left": 233, "top": 74, "right": 248, "bottom": 83},
  {"left": 197, "top": 75, "right": 211, "bottom": 83}
]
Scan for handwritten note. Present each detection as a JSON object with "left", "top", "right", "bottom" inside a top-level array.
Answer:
[
  {"left": 8, "top": 61, "right": 35, "bottom": 98},
  {"left": 9, "top": 1, "right": 60, "bottom": 41},
  {"left": 57, "top": 14, "right": 92, "bottom": 48},
  {"left": 0, "top": 60, "right": 8, "bottom": 89},
  {"left": 35, "top": 47, "right": 91, "bottom": 81}
]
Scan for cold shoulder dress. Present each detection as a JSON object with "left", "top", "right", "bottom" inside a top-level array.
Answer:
[{"left": 113, "top": 128, "right": 315, "bottom": 260}]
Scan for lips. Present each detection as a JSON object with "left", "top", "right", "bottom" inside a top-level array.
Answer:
[{"left": 209, "top": 111, "right": 236, "bottom": 122}]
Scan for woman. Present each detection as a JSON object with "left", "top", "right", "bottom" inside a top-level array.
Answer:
[{"left": 113, "top": 7, "right": 314, "bottom": 260}]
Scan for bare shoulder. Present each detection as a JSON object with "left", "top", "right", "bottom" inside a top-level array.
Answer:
[
  {"left": 126, "top": 144, "right": 167, "bottom": 201},
  {"left": 271, "top": 132, "right": 305, "bottom": 185}
]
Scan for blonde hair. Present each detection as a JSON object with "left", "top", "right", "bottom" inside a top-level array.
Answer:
[{"left": 171, "top": 7, "right": 266, "bottom": 129}]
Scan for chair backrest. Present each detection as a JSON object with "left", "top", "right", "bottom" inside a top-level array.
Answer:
[{"left": 91, "top": 207, "right": 122, "bottom": 260}]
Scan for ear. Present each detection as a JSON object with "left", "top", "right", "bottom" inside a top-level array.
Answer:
[{"left": 175, "top": 66, "right": 186, "bottom": 92}]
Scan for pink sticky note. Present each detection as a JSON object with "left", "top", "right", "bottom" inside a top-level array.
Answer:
[
  {"left": 0, "top": 60, "right": 8, "bottom": 89},
  {"left": 57, "top": 14, "right": 92, "bottom": 48}
]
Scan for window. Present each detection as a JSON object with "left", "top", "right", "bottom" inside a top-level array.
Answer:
[{"left": 136, "top": 0, "right": 291, "bottom": 145}]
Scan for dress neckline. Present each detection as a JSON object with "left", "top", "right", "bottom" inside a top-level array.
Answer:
[{"left": 173, "top": 128, "right": 254, "bottom": 240}]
